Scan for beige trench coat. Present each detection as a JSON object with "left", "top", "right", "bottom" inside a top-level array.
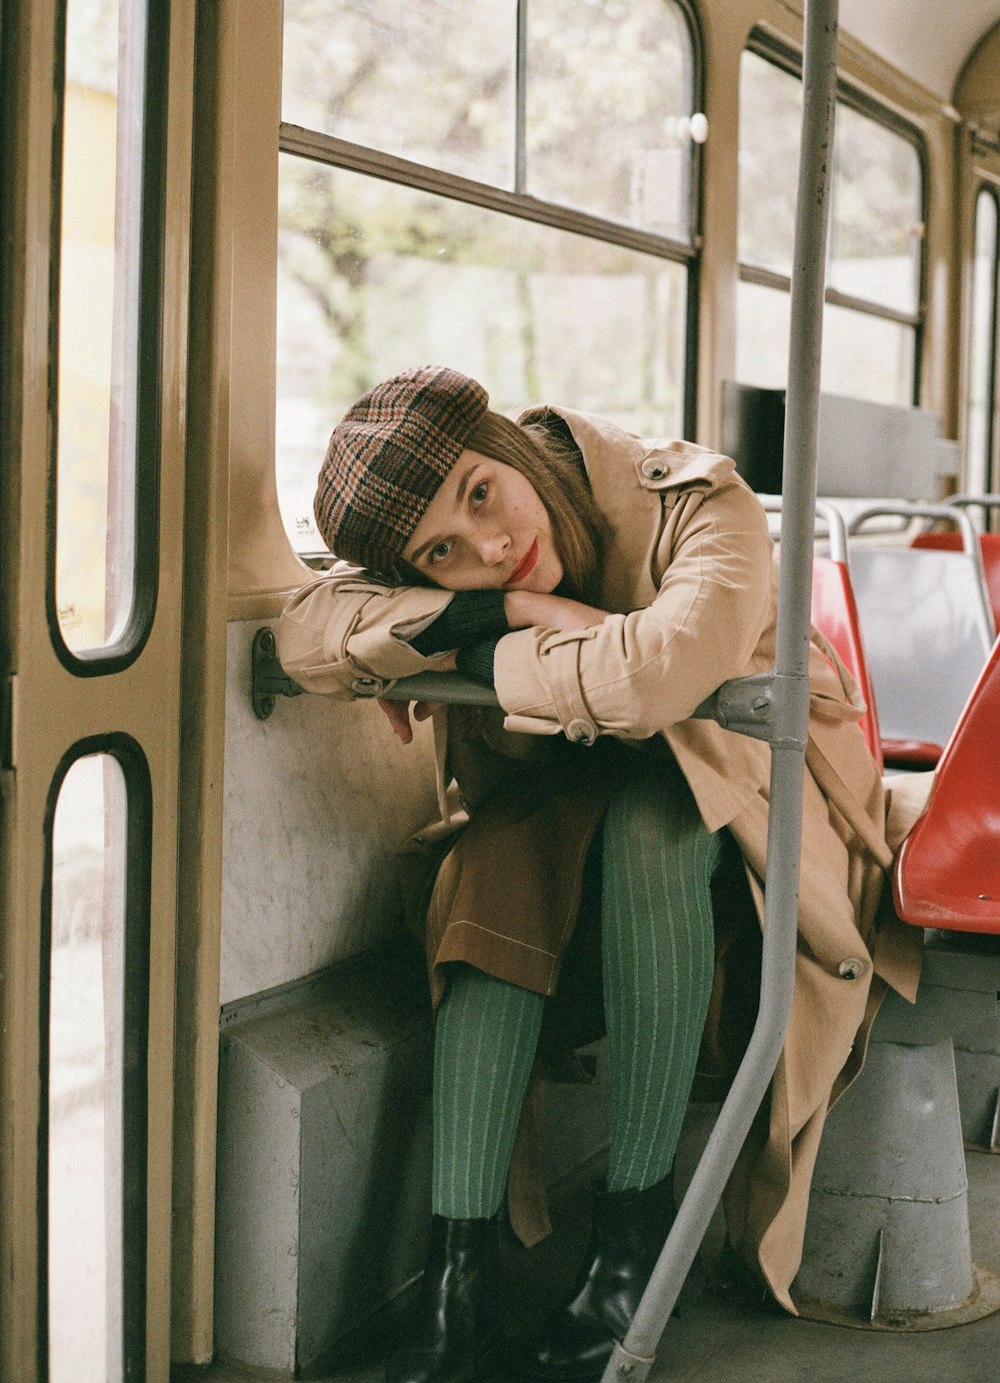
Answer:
[{"left": 277, "top": 406, "right": 928, "bottom": 1312}]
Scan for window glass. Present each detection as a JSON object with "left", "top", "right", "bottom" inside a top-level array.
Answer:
[
  {"left": 820, "top": 300, "right": 916, "bottom": 405},
  {"left": 56, "top": 0, "right": 146, "bottom": 654},
  {"left": 828, "top": 104, "right": 922, "bottom": 315},
  {"left": 277, "top": 159, "right": 687, "bottom": 552},
  {"left": 966, "top": 189, "right": 999, "bottom": 497},
  {"left": 48, "top": 755, "right": 128, "bottom": 1382},
  {"left": 734, "top": 280, "right": 791, "bottom": 390},
  {"left": 735, "top": 281, "right": 914, "bottom": 407},
  {"left": 281, "top": 0, "right": 518, "bottom": 186},
  {"left": 737, "top": 46, "right": 921, "bottom": 409},
  {"left": 526, "top": 0, "right": 695, "bottom": 237},
  {"left": 738, "top": 50, "right": 802, "bottom": 276}
]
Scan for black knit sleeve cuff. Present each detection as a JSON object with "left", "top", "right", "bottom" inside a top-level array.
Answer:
[
  {"left": 408, "top": 589, "right": 510, "bottom": 655},
  {"left": 455, "top": 639, "right": 501, "bottom": 687}
]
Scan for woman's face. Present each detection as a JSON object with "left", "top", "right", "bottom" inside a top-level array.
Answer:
[{"left": 403, "top": 449, "right": 563, "bottom": 592}]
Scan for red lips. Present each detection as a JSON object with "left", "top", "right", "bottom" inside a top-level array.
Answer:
[{"left": 506, "top": 539, "right": 539, "bottom": 586}]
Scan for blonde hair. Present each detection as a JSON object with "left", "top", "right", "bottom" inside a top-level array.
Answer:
[{"left": 463, "top": 409, "right": 607, "bottom": 600}]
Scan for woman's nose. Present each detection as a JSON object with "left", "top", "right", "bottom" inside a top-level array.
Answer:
[{"left": 478, "top": 532, "right": 509, "bottom": 566}]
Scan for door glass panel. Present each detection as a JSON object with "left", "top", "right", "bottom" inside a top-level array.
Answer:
[
  {"left": 48, "top": 754, "right": 127, "bottom": 1382},
  {"left": 966, "top": 189, "right": 999, "bottom": 498},
  {"left": 526, "top": 0, "right": 695, "bottom": 237},
  {"left": 56, "top": 0, "right": 145, "bottom": 653},
  {"left": 281, "top": 0, "right": 517, "bottom": 186},
  {"left": 276, "top": 157, "right": 688, "bottom": 553}
]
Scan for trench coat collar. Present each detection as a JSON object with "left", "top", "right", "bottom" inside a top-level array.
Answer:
[{"left": 528, "top": 405, "right": 738, "bottom": 615}]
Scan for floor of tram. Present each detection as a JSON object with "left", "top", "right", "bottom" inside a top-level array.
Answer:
[{"left": 205, "top": 1104, "right": 1000, "bottom": 1383}]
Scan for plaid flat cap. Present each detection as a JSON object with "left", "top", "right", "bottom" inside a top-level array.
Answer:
[{"left": 314, "top": 366, "right": 489, "bottom": 581}]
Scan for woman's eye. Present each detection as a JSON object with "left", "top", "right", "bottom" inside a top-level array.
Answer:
[
  {"left": 470, "top": 482, "right": 488, "bottom": 506},
  {"left": 430, "top": 541, "right": 452, "bottom": 564}
]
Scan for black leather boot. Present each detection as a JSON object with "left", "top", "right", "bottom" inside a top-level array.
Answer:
[
  {"left": 384, "top": 1215, "right": 502, "bottom": 1383},
  {"left": 523, "top": 1173, "right": 677, "bottom": 1382}
]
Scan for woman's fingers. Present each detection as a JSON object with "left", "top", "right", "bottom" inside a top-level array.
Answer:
[
  {"left": 377, "top": 697, "right": 443, "bottom": 741},
  {"left": 377, "top": 697, "right": 413, "bottom": 744},
  {"left": 377, "top": 653, "right": 457, "bottom": 741}
]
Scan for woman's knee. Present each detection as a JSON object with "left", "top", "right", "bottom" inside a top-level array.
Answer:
[{"left": 604, "top": 770, "right": 706, "bottom": 859}]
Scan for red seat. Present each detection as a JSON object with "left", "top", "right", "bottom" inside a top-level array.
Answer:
[
  {"left": 893, "top": 634, "right": 1000, "bottom": 932},
  {"left": 810, "top": 556, "right": 883, "bottom": 770},
  {"left": 912, "top": 530, "right": 1000, "bottom": 631}
]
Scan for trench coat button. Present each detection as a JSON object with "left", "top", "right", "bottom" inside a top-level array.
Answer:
[
  {"left": 641, "top": 456, "right": 668, "bottom": 480},
  {"left": 566, "top": 717, "right": 597, "bottom": 745},
  {"left": 351, "top": 675, "right": 383, "bottom": 696},
  {"left": 838, "top": 957, "right": 866, "bottom": 980}
]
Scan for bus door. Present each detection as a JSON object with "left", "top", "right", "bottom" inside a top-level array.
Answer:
[{"left": 0, "top": 2, "right": 196, "bottom": 1379}]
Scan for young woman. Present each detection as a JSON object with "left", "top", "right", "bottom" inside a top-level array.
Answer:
[{"left": 277, "top": 366, "right": 924, "bottom": 1383}]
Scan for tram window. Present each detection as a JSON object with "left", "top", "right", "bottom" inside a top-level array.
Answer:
[
  {"left": 738, "top": 51, "right": 802, "bottom": 278},
  {"left": 281, "top": 0, "right": 517, "bottom": 186},
  {"left": 737, "top": 44, "right": 923, "bottom": 408},
  {"left": 46, "top": 754, "right": 134, "bottom": 1382},
  {"left": 53, "top": 0, "right": 162, "bottom": 662},
  {"left": 966, "top": 188, "right": 999, "bottom": 497},
  {"left": 277, "top": 0, "right": 700, "bottom": 556},
  {"left": 821, "top": 302, "right": 917, "bottom": 405},
  {"left": 277, "top": 160, "right": 687, "bottom": 551},
  {"left": 827, "top": 104, "right": 922, "bottom": 318},
  {"left": 525, "top": 0, "right": 696, "bottom": 237},
  {"left": 734, "top": 281, "right": 790, "bottom": 390}
]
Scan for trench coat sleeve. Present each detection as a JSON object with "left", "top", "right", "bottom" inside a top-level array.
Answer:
[
  {"left": 276, "top": 562, "right": 456, "bottom": 696},
  {"left": 493, "top": 480, "right": 774, "bottom": 740}
]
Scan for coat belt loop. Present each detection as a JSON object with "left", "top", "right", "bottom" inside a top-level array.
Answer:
[{"left": 432, "top": 704, "right": 452, "bottom": 828}]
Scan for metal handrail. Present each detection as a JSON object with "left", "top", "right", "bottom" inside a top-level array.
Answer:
[
  {"left": 848, "top": 500, "right": 981, "bottom": 553},
  {"left": 951, "top": 492, "right": 1000, "bottom": 513},
  {"left": 759, "top": 494, "right": 849, "bottom": 565}
]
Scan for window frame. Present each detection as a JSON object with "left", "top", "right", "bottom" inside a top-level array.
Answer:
[
  {"left": 277, "top": 0, "right": 705, "bottom": 438},
  {"left": 738, "top": 30, "right": 928, "bottom": 406},
  {"left": 37, "top": 734, "right": 153, "bottom": 1382},
  {"left": 46, "top": 0, "right": 170, "bottom": 676},
  {"left": 966, "top": 181, "right": 1000, "bottom": 495}
]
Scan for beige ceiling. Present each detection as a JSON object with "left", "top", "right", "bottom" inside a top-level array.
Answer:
[{"left": 838, "top": 0, "right": 1000, "bottom": 101}]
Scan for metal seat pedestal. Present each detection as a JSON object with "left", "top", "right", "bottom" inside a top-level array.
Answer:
[
  {"left": 955, "top": 1024, "right": 1000, "bottom": 1152},
  {"left": 794, "top": 937, "right": 1000, "bottom": 1329}
]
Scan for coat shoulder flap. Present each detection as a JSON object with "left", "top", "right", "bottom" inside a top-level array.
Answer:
[{"left": 634, "top": 440, "right": 737, "bottom": 496}]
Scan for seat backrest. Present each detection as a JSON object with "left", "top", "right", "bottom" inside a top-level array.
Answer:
[
  {"left": 810, "top": 557, "right": 883, "bottom": 768},
  {"left": 893, "top": 635, "right": 1000, "bottom": 932},
  {"left": 913, "top": 530, "right": 1000, "bottom": 632},
  {"left": 849, "top": 545, "right": 995, "bottom": 751}
]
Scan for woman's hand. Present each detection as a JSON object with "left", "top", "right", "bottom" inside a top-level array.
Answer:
[
  {"left": 377, "top": 697, "right": 437, "bottom": 745},
  {"left": 503, "top": 591, "right": 609, "bottom": 631},
  {"left": 376, "top": 650, "right": 457, "bottom": 745}
]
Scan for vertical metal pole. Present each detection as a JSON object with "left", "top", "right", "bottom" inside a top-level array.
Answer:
[{"left": 600, "top": 3, "right": 839, "bottom": 1379}]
